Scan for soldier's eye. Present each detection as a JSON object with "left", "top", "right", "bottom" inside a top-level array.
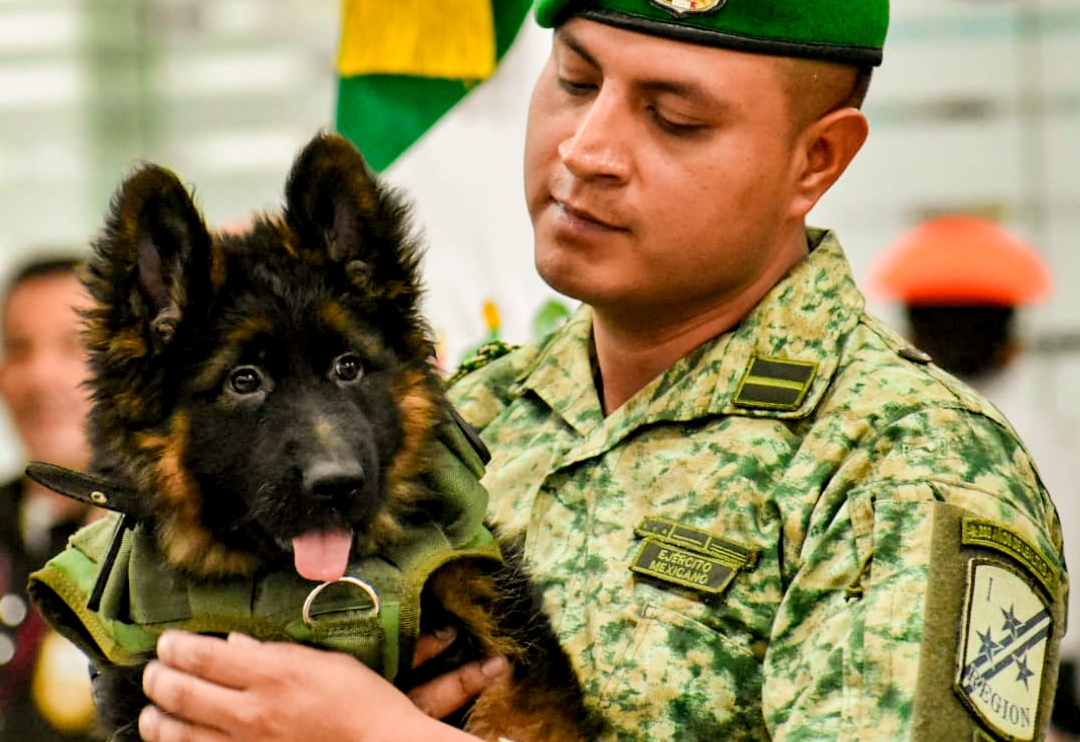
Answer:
[
  {"left": 332, "top": 353, "right": 363, "bottom": 383},
  {"left": 229, "top": 366, "right": 263, "bottom": 395}
]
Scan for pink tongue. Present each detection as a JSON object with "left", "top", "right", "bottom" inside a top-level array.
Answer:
[{"left": 292, "top": 528, "right": 354, "bottom": 582}]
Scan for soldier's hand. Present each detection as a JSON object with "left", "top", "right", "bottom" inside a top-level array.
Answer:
[
  {"left": 408, "top": 626, "right": 511, "bottom": 720},
  {"left": 139, "top": 630, "right": 505, "bottom": 742}
]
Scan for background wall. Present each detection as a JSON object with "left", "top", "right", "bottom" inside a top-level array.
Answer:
[
  {"left": 0, "top": 0, "right": 341, "bottom": 476},
  {"left": 816, "top": 0, "right": 1080, "bottom": 422},
  {"left": 0, "top": 0, "right": 1078, "bottom": 479}
]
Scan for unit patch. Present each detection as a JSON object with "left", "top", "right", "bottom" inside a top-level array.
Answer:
[
  {"left": 910, "top": 504, "right": 1062, "bottom": 741},
  {"left": 630, "top": 517, "right": 756, "bottom": 596},
  {"left": 955, "top": 560, "right": 1052, "bottom": 741},
  {"left": 732, "top": 355, "right": 817, "bottom": 411}
]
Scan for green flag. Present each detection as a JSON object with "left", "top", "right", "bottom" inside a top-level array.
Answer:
[{"left": 335, "top": 0, "right": 533, "bottom": 173}]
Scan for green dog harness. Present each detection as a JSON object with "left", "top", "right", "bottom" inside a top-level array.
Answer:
[{"left": 27, "top": 413, "right": 503, "bottom": 683}]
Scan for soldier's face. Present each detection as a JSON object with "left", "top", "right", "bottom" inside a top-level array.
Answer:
[
  {"left": 0, "top": 273, "right": 92, "bottom": 469},
  {"left": 525, "top": 18, "right": 808, "bottom": 325}
]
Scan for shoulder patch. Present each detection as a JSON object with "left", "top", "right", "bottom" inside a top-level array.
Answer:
[
  {"left": 961, "top": 518, "right": 1058, "bottom": 597},
  {"left": 446, "top": 340, "right": 517, "bottom": 387},
  {"left": 956, "top": 559, "right": 1052, "bottom": 741},
  {"left": 912, "top": 503, "right": 1063, "bottom": 742}
]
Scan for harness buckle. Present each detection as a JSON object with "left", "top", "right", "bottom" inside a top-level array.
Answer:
[{"left": 301, "top": 576, "right": 380, "bottom": 627}]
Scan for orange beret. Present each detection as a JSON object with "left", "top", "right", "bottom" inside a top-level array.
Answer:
[{"left": 865, "top": 215, "right": 1052, "bottom": 306}]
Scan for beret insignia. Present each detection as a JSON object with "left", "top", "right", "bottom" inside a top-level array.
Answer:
[{"left": 650, "top": 0, "right": 726, "bottom": 15}]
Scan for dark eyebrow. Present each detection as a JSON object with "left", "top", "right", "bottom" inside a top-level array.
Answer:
[
  {"left": 638, "top": 79, "right": 716, "bottom": 107},
  {"left": 554, "top": 25, "right": 723, "bottom": 110},
  {"left": 554, "top": 26, "right": 600, "bottom": 70}
]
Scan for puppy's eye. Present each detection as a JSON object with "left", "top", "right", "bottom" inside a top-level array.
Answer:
[
  {"left": 229, "top": 366, "right": 263, "bottom": 395},
  {"left": 332, "top": 353, "right": 363, "bottom": 383}
]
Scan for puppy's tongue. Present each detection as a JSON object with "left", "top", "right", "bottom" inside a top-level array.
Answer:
[{"left": 292, "top": 528, "right": 354, "bottom": 582}]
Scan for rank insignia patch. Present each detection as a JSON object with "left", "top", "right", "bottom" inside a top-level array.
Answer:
[
  {"left": 732, "top": 355, "right": 817, "bottom": 411},
  {"left": 650, "top": 0, "right": 727, "bottom": 15},
  {"left": 955, "top": 560, "right": 1052, "bottom": 741}
]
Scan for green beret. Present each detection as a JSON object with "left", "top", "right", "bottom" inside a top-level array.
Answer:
[{"left": 535, "top": 0, "right": 889, "bottom": 67}]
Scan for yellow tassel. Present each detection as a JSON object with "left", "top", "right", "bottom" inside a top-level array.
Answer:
[
  {"left": 338, "top": 0, "right": 496, "bottom": 80},
  {"left": 482, "top": 298, "right": 501, "bottom": 333}
]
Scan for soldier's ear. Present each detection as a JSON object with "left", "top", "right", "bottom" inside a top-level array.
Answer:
[
  {"left": 89, "top": 165, "right": 213, "bottom": 350},
  {"left": 787, "top": 107, "right": 869, "bottom": 219}
]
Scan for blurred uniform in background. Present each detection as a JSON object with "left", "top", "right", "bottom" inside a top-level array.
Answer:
[
  {"left": 0, "top": 256, "right": 99, "bottom": 741},
  {"left": 867, "top": 214, "right": 1080, "bottom": 741}
]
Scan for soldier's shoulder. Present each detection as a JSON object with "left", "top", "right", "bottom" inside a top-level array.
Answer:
[
  {"left": 827, "top": 315, "right": 1047, "bottom": 500},
  {"left": 446, "top": 341, "right": 542, "bottom": 430},
  {"left": 840, "top": 313, "right": 1007, "bottom": 424},
  {"left": 446, "top": 341, "right": 520, "bottom": 388}
]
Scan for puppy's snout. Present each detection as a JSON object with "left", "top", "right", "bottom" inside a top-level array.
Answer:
[{"left": 303, "top": 460, "right": 365, "bottom": 501}]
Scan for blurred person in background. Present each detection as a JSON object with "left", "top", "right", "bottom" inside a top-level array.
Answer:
[
  {"left": 0, "top": 255, "right": 100, "bottom": 741},
  {"left": 867, "top": 213, "right": 1080, "bottom": 741}
]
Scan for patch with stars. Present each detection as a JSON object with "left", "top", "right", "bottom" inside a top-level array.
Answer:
[{"left": 955, "top": 559, "right": 1052, "bottom": 741}]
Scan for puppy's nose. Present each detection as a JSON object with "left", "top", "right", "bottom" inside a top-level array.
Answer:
[{"left": 303, "top": 460, "right": 365, "bottom": 501}]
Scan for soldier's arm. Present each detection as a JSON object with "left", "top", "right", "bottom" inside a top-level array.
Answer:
[{"left": 763, "top": 407, "right": 1067, "bottom": 741}]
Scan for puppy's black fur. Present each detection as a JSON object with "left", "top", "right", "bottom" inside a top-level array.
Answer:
[{"left": 34, "top": 133, "right": 595, "bottom": 742}]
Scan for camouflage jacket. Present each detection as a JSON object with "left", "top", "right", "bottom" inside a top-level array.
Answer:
[{"left": 449, "top": 229, "right": 1068, "bottom": 742}]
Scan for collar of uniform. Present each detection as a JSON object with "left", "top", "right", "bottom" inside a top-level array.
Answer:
[
  {"left": 512, "top": 229, "right": 865, "bottom": 438},
  {"left": 512, "top": 306, "right": 605, "bottom": 437},
  {"left": 712, "top": 228, "right": 864, "bottom": 418}
]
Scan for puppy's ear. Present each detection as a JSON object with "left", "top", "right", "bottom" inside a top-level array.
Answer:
[
  {"left": 284, "top": 132, "right": 380, "bottom": 264},
  {"left": 284, "top": 132, "right": 430, "bottom": 358},
  {"left": 284, "top": 132, "right": 424, "bottom": 283},
  {"left": 88, "top": 165, "right": 213, "bottom": 351}
]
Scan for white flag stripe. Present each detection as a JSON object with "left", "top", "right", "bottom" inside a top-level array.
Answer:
[{"left": 384, "top": 23, "right": 559, "bottom": 369}]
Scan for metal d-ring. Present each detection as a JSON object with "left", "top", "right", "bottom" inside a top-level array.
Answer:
[{"left": 301, "top": 576, "right": 381, "bottom": 627}]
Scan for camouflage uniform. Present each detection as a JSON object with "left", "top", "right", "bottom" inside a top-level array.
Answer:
[{"left": 450, "top": 229, "right": 1067, "bottom": 741}]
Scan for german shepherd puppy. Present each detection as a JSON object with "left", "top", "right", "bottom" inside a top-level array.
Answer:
[{"left": 29, "top": 133, "right": 593, "bottom": 741}]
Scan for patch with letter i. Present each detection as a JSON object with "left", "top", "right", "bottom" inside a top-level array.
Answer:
[
  {"left": 954, "top": 519, "right": 1058, "bottom": 742},
  {"left": 630, "top": 517, "right": 757, "bottom": 597}
]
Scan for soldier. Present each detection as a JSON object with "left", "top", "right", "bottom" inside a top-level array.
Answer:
[{"left": 138, "top": 1, "right": 1068, "bottom": 741}]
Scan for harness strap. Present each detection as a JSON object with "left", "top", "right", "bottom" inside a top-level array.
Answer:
[{"left": 27, "top": 404, "right": 502, "bottom": 680}]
